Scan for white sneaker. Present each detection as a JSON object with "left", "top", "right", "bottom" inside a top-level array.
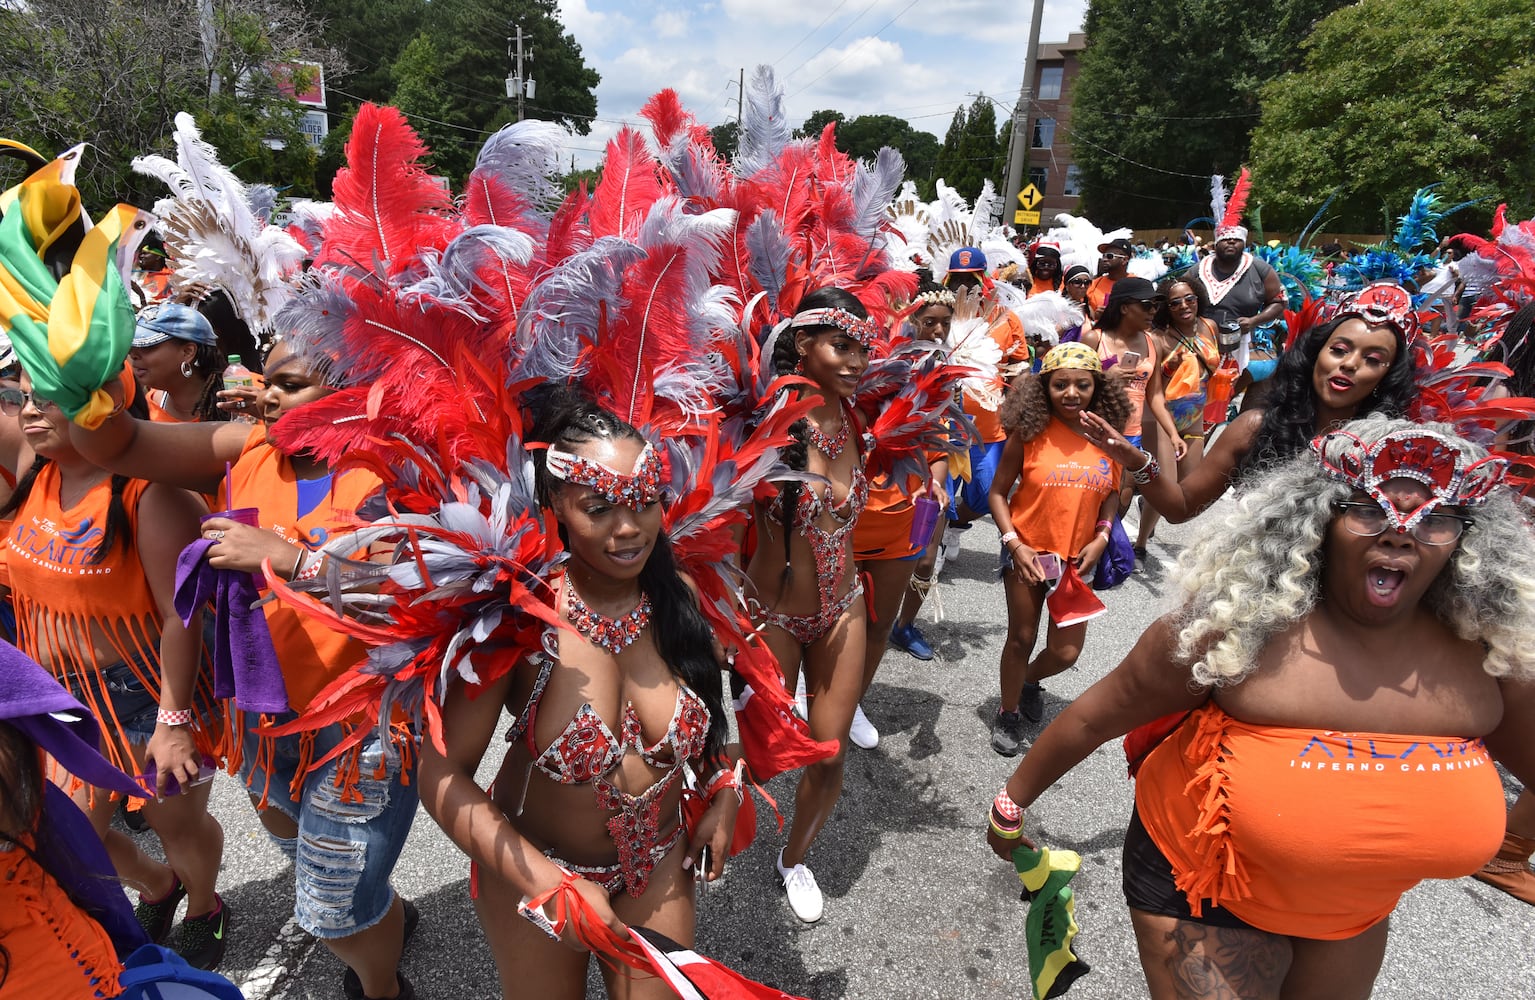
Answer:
[
  {"left": 848, "top": 703, "right": 880, "bottom": 749},
  {"left": 777, "top": 850, "right": 824, "bottom": 923},
  {"left": 942, "top": 527, "right": 963, "bottom": 563},
  {"left": 793, "top": 673, "right": 809, "bottom": 721}
]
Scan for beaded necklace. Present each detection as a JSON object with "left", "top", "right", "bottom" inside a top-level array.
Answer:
[
  {"left": 565, "top": 581, "right": 653, "bottom": 654},
  {"left": 804, "top": 418, "right": 849, "bottom": 459}
]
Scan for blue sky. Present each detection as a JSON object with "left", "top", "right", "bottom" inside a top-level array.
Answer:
[{"left": 554, "top": 0, "right": 1089, "bottom": 167}]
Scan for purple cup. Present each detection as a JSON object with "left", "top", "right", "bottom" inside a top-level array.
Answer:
[
  {"left": 910, "top": 494, "right": 942, "bottom": 549},
  {"left": 201, "top": 507, "right": 260, "bottom": 528}
]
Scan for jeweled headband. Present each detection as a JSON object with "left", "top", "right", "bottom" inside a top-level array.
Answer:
[
  {"left": 1335, "top": 281, "right": 1420, "bottom": 341},
  {"left": 1311, "top": 427, "right": 1506, "bottom": 531},
  {"left": 786, "top": 307, "right": 881, "bottom": 348},
  {"left": 545, "top": 442, "right": 664, "bottom": 510},
  {"left": 914, "top": 289, "right": 956, "bottom": 308}
]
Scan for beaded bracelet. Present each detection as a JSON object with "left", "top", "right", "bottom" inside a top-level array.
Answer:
[{"left": 156, "top": 707, "right": 193, "bottom": 727}]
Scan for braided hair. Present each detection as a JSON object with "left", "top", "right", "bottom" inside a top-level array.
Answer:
[{"left": 528, "top": 385, "right": 727, "bottom": 764}]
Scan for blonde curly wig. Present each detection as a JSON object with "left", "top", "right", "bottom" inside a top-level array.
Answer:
[{"left": 1172, "top": 414, "right": 1535, "bottom": 686}]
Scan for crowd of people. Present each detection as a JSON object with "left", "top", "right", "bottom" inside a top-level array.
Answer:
[{"left": 3, "top": 69, "right": 1535, "bottom": 1000}]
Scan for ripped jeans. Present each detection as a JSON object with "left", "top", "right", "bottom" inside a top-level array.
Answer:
[{"left": 238, "top": 711, "right": 419, "bottom": 939}]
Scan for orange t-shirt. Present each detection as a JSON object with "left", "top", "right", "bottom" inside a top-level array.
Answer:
[
  {"left": 1087, "top": 275, "right": 1116, "bottom": 315},
  {"left": 222, "top": 426, "right": 382, "bottom": 712},
  {"left": 0, "top": 830, "right": 124, "bottom": 999},
  {"left": 1005, "top": 418, "right": 1119, "bottom": 558},
  {"left": 1027, "top": 277, "right": 1059, "bottom": 298},
  {"left": 146, "top": 390, "right": 191, "bottom": 424}
]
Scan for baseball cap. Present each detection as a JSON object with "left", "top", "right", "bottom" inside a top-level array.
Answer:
[
  {"left": 1107, "top": 276, "right": 1157, "bottom": 303},
  {"left": 133, "top": 302, "right": 218, "bottom": 349},
  {"left": 1097, "top": 238, "right": 1134, "bottom": 256},
  {"left": 948, "top": 247, "right": 986, "bottom": 273}
]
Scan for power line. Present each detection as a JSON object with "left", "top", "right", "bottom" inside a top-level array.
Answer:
[
  {"left": 789, "top": 0, "right": 923, "bottom": 98},
  {"left": 782, "top": 0, "right": 885, "bottom": 79},
  {"left": 773, "top": 0, "right": 853, "bottom": 66}
]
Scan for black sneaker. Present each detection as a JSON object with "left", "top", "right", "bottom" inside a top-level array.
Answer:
[
  {"left": 117, "top": 799, "right": 150, "bottom": 833},
  {"left": 1020, "top": 682, "right": 1046, "bottom": 724},
  {"left": 134, "top": 875, "right": 186, "bottom": 943},
  {"left": 344, "top": 972, "right": 416, "bottom": 1000},
  {"left": 991, "top": 709, "right": 1027, "bottom": 757},
  {"left": 177, "top": 895, "right": 229, "bottom": 971},
  {"left": 342, "top": 899, "right": 419, "bottom": 1000}
]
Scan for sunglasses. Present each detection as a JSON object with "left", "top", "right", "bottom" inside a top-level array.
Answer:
[
  {"left": 1066, "top": 278, "right": 1091, "bottom": 286},
  {"left": 0, "top": 388, "right": 60, "bottom": 416},
  {"left": 1102, "top": 252, "right": 1129, "bottom": 261},
  {"left": 1168, "top": 294, "right": 1199, "bottom": 306},
  {"left": 1131, "top": 298, "right": 1160, "bottom": 309}
]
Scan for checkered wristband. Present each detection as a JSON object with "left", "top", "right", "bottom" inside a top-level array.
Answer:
[
  {"left": 993, "top": 789, "right": 1023, "bottom": 822},
  {"left": 156, "top": 707, "right": 193, "bottom": 727}
]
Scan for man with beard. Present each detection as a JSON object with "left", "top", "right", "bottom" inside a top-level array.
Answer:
[{"left": 1190, "top": 225, "right": 1286, "bottom": 407}]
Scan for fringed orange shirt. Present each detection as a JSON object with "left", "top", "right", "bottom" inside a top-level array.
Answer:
[
  {"left": 221, "top": 426, "right": 381, "bottom": 714},
  {"left": 1, "top": 835, "right": 124, "bottom": 999},
  {"left": 5, "top": 465, "right": 220, "bottom": 777},
  {"left": 1134, "top": 700, "right": 1506, "bottom": 939}
]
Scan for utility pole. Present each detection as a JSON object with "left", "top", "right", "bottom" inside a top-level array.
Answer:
[
  {"left": 736, "top": 67, "right": 744, "bottom": 156},
  {"left": 506, "top": 24, "right": 533, "bottom": 121},
  {"left": 1003, "top": 0, "right": 1046, "bottom": 230}
]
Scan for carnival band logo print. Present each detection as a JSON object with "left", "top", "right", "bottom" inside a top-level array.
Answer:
[
  {"left": 12, "top": 514, "right": 112, "bottom": 574},
  {"left": 1042, "top": 457, "right": 1116, "bottom": 493}
]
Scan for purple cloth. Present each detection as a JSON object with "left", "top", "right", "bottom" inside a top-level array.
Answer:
[
  {"left": 0, "top": 644, "right": 151, "bottom": 957},
  {"left": 174, "top": 538, "right": 289, "bottom": 713}
]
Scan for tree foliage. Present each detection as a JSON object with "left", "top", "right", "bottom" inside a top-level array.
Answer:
[
  {"left": 1250, "top": 0, "right": 1535, "bottom": 233},
  {"left": 797, "top": 110, "right": 941, "bottom": 198},
  {"left": 0, "top": 0, "right": 334, "bottom": 206},
  {"left": 1071, "top": 0, "right": 1352, "bottom": 228},
  {"left": 932, "top": 97, "right": 1003, "bottom": 203}
]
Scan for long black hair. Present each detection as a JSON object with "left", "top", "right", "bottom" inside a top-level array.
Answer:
[
  {"left": 765, "top": 286, "right": 869, "bottom": 586},
  {"left": 1492, "top": 302, "right": 1535, "bottom": 449},
  {"left": 529, "top": 386, "right": 727, "bottom": 763},
  {"left": 1237, "top": 315, "right": 1418, "bottom": 480}
]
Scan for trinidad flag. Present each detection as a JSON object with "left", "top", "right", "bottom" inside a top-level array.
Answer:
[{"left": 628, "top": 928, "right": 810, "bottom": 1000}]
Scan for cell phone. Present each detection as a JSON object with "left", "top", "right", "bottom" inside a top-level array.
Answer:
[
  {"left": 140, "top": 757, "right": 217, "bottom": 797},
  {"left": 695, "top": 846, "right": 710, "bottom": 901},
  {"left": 1120, "top": 350, "right": 1142, "bottom": 369},
  {"left": 1037, "top": 552, "right": 1064, "bottom": 584}
]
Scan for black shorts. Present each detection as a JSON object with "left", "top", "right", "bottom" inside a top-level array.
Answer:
[{"left": 1122, "top": 805, "right": 1256, "bottom": 930}]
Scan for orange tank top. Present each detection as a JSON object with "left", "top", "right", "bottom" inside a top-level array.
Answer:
[
  {"left": 222, "top": 426, "right": 382, "bottom": 712},
  {"left": 1134, "top": 700, "right": 1506, "bottom": 939},
  {"left": 1097, "top": 337, "right": 1154, "bottom": 437},
  {"left": 1005, "top": 418, "right": 1118, "bottom": 559},
  {"left": 5, "top": 465, "right": 219, "bottom": 774},
  {"left": 1, "top": 833, "right": 124, "bottom": 999}
]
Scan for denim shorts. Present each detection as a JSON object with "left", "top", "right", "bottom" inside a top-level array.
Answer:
[
  {"left": 69, "top": 657, "right": 161, "bottom": 745},
  {"left": 239, "top": 711, "right": 420, "bottom": 939}
]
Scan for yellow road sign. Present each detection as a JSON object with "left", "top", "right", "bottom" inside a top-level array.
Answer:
[
  {"left": 1014, "top": 209, "right": 1041, "bottom": 226},
  {"left": 1018, "top": 184, "right": 1044, "bottom": 211}
]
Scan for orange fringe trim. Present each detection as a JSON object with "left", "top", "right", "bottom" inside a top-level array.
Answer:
[{"left": 1173, "top": 705, "right": 1252, "bottom": 917}]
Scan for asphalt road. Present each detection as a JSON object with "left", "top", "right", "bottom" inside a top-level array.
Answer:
[{"left": 121, "top": 504, "right": 1535, "bottom": 999}]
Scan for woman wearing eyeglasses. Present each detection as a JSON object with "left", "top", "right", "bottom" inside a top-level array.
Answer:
[
  {"left": 1135, "top": 279, "right": 1220, "bottom": 555},
  {"left": 985, "top": 414, "right": 1535, "bottom": 1000},
  {"left": 1081, "top": 282, "right": 1420, "bottom": 526},
  {"left": 0, "top": 376, "right": 230, "bottom": 968}
]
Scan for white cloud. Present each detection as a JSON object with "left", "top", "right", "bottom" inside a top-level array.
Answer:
[
  {"left": 552, "top": 0, "right": 1088, "bottom": 168},
  {"left": 651, "top": 10, "right": 689, "bottom": 38}
]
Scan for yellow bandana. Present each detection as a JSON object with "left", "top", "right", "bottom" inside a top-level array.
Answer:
[{"left": 1039, "top": 343, "right": 1101, "bottom": 375}]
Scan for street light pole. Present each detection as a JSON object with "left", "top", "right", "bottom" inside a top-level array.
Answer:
[{"left": 1003, "top": 0, "right": 1046, "bottom": 228}]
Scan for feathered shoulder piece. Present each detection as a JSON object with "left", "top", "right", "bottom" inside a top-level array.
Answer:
[
  {"left": 317, "top": 104, "right": 458, "bottom": 278},
  {"left": 132, "top": 112, "right": 305, "bottom": 331}
]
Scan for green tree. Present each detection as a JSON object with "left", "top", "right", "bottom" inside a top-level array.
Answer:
[
  {"left": 796, "top": 109, "right": 846, "bottom": 140},
  {"left": 932, "top": 97, "right": 1003, "bottom": 202},
  {"left": 1070, "top": 0, "right": 1353, "bottom": 228},
  {"left": 709, "top": 121, "right": 739, "bottom": 157},
  {"left": 796, "top": 111, "right": 941, "bottom": 198},
  {"left": 1251, "top": 0, "right": 1535, "bottom": 233},
  {"left": 0, "top": 0, "right": 333, "bottom": 206},
  {"left": 389, "top": 34, "right": 478, "bottom": 179},
  {"left": 307, "top": 0, "right": 425, "bottom": 105}
]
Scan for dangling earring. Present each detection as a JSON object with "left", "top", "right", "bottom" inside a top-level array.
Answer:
[
  {"left": 795, "top": 351, "right": 806, "bottom": 375},
  {"left": 180, "top": 360, "right": 195, "bottom": 378}
]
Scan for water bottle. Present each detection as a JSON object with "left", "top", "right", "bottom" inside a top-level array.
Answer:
[{"left": 222, "top": 355, "right": 256, "bottom": 393}]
